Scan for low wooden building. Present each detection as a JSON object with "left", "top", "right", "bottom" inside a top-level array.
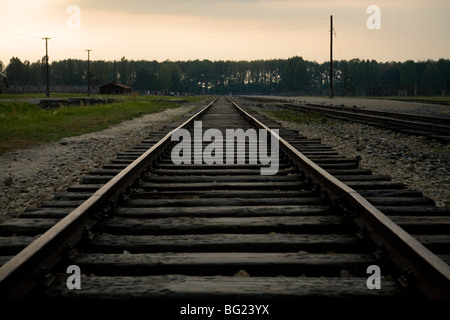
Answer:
[{"left": 99, "top": 82, "right": 132, "bottom": 95}]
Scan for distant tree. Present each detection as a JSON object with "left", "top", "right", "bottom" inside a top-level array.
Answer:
[
  {"left": 53, "top": 59, "right": 83, "bottom": 86},
  {"left": 158, "top": 63, "right": 173, "bottom": 91},
  {"left": 6, "top": 57, "right": 27, "bottom": 84},
  {"left": 304, "top": 61, "right": 324, "bottom": 95},
  {"left": 91, "top": 60, "right": 111, "bottom": 86},
  {"left": 367, "top": 60, "right": 379, "bottom": 85},
  {"left": 118, "top": 56, "right": 131, "bottom": 86},
  {"left": 293, "top": 57, "right": 309, "bottom": 91},
  {"left": 420, "top": 61, "right": 440, "bottom": 84},
  {"left": 3, "top": 56, "right": 449, "bottom": 96},
  {"left": 346, "top": 58, "right": 363, "bottom": 93},
  {"left": 157, "top": 62, "right": 182, "bottom": 92},
  {"left": 437, "top": 59, "right": 450, "bottom": 93},
  {"left": 378, "top": 63, "right": 400, "bottom": 84},
  {"left": 132, "top": 60, "right": 158, "bottom": 91},
  {"left": 213, "top": 60, "right": 229, "bottom": 94},
  {"left": 266, "top": 59, "right": 284, "bottom": 93},
  {"left": 400, "top": 60, "right": 418, "bottom": 85},
  {"left": 420, "top": 61, "right": 441, "bottom": 95},
  {"left": 184, "top": 60, "right": 217, "bottom": 94},
  {"left": 134, "top": 68, "right": 151, "bottom": 91},
  {"left": 282, "top": 57, "right": 298, "bottom": 91},
  {"left": 29, "top": 58, "right": 46, "bottom": 85}
]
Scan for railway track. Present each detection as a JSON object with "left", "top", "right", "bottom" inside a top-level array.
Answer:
[
  {"left": 0, "top": 96, "right": 449, "bottom": 306},
  {"left": 382, "top": 98, "right": 450, "bottom": 107},
  {"left": 241, "top": 96, "right": 450, "bottom": 143}
]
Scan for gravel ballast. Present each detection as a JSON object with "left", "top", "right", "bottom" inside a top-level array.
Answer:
[
  {"left": 236, "top": 96, "right": 450, "bottom": 207},
  {"left": 1, "top": 96, "right": 449, "bottom": 220},
  {"left": 0, "top": 103, "right": 201, "bottom": 218}
]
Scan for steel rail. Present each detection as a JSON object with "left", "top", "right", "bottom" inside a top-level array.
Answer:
[
  {"left": 384, "top": 98, "right": 450, "bottom": 107},
  {"left": 228, "top": 97, "right": 450, "bottom": 299},
  {"left": 293, "top": 104, "right": 450, "bottom": 135},
  {"left": 242, "top": 96, "right": 450, "bottom": 125},
  {"left": 0, "top": 97, "right": 219, "bottom": 300},
  {"left": 301, "top": 103, "right": 450, "bottom": 125},
  {"left": 241, "top": 96, "right": 450, "bottom": 134}
]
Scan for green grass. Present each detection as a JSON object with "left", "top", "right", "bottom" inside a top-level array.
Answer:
[
  {"left": 264, "top": 109, "right": 329, "bottom": 125},
  {"left": 0, "top": 96, "right": 212, "bottom": 154}
]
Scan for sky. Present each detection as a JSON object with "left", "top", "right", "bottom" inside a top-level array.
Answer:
[{"left": 0, "top": 0, "right": 449, "bottom": 65}]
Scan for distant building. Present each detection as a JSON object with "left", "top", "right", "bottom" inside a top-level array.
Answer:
[
  {"left": 0, "top": 72, "right": 8, "bottom": 93},
  {"left": 99, "top": 82, "right": 132, "bottom": 95}
]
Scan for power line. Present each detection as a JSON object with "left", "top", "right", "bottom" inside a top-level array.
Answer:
[
  {"left": 1, "top": 19, "right": 329, "bottom": 41},
  {"left": 52, "top": 40, "right": 85, "bottom": 52},
  {"left": 0, "top": 26, "right": 42, "bottom": 39},
  {"left": 334, "top": 29, "right": 344, "bottom": 61}
]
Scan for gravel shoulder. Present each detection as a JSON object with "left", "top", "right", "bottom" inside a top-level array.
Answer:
[
  {"left": 0, "top": 103, "right": 201, "bottom": 218},
  {"left": 237, "top": 96, "right": 450, "bottom": 207},
  {"left": 1, "top": 96, "right": 449, "bottom": 220},
  {"left": 245, "top": 95, "right": 450, "bottom": 118}
]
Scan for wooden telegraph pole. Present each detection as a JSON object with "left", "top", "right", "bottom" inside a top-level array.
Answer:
[
  {"left": 86, "top": 49, "right": 92, "bottom": 96},
  {"left": 329, "top": 15, "right": 333, "bottom": 99},
  {"left": 42, "top": 37, "right": 51, "bottom": 97},
  {"left": 113, "top": 60, "right": 116, "bottom": 83},
  {"left": 113, "top": 60, "right": 117, "bottom": 95}
]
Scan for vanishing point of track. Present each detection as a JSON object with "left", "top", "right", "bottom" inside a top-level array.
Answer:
[{"left": 0, "top": 96, "right": 449, "bottom": 302}]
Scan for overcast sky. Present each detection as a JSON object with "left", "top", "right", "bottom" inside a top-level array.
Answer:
[{"left": 1, "top": 0, "right": 449, "bottom": 64}]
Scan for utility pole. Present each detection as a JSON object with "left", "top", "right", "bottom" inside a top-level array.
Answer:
[
  {"left": 113, "top": 60, "right": 116, "bottom": 83},
  {"left": 113, "top": 60, "right": 117, "bottom": 95},
  {"left": 86, "top": 49, "right": 92, "bottom": 96},
  {"left": 42, "top": 37, "right": 51, "bottom": 97},
  {"left": 129, "top": 65, "right": 132, "bottom": 87},
  {"left": 329, "top": 15, "right": 333, "bottom": 99}
]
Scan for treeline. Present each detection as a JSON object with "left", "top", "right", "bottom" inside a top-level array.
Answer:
[{"left": 1, "top": 56, "right": 449, "bottom": 96}]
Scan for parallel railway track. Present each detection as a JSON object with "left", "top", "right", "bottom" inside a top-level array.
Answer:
[
  {"left": 382, "top": 98, "right": 450, "bottom": 107},
  {"left": 241, "top": 96, "right": 450, "bottom": 143},
  {"left": 0, "top": 96, "right": 449, "bottom": 303}
]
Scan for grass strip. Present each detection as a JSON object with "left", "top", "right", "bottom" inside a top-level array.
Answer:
[
  {"left": 0, "top": 96, "right": 209, "bottom": 154},
  {"left": 262, "top": 109, "right": 329, "bottom": 125}
]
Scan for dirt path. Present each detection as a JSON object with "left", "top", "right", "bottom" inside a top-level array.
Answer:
[{"left": 0, "top": 104, "right": 200, "bottom": 217}]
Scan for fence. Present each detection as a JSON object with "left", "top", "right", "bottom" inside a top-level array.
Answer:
[
  {"left": 6, "top": 84, "right": 98, "bottom": 94},
  {"left": 4, "top": 83, "right": 448, "bottom": 97},
  {"left": 335, "top": 83, "right": 448, "bottom": 97}
]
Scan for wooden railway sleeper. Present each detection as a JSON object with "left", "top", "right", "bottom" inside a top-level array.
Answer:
[
  {"left": 2, "top": 96, "right": 449, "bottom": 301},
  {"left": 398, "top": 268, "right": 417, "bottom": 288},
  {"left": 62, "top": 244, "right": 78, "bottom": 261},
  {"left": 37, "top": 266, "right": 55, "bottom": 290}
]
